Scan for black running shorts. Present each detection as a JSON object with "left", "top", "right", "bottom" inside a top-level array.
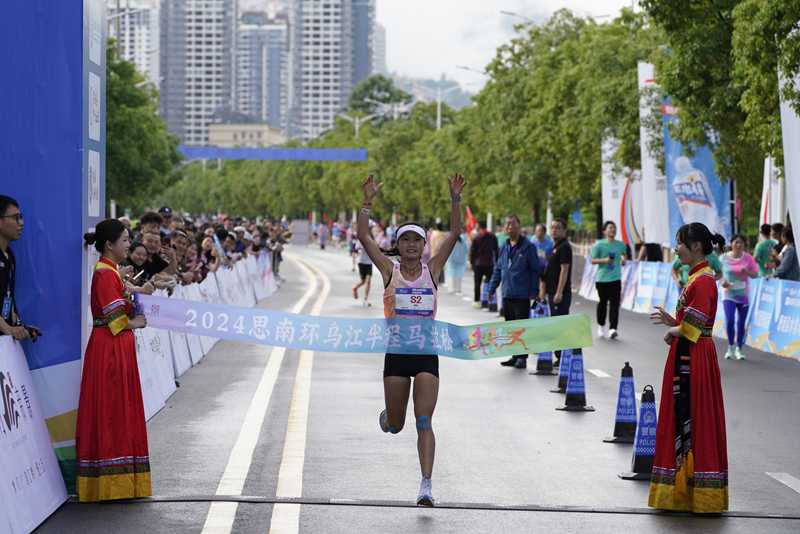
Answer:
[
  {"left": 358, "top": 263, "right": 373, "bottom": 280},
  {"left": 383, "top": 354, "right": 439, "bottom": 378}
]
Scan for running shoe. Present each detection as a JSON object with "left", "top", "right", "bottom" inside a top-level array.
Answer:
[
  {"left": 734, "top": 346, "right": 746, "bottom": 360},
  {"left": 500, "top": 357, "right": 517, "bottom": 367},
  {"left": 472, "top": 302, "right": 482, "bottom": 309},
  {"left": 597, "top": 326, "right": 605, "bottom": 338},
  {"left": 724, "top": 346, "right": 735, "bottom": 359},
  {"left": 416, "top": 477, "right": 434, "bottom": 507},
  {"left": 514, "top": 358, "right": 527, "bottom": 369},
  {"left": 608, "top": 329, "right": 618, "bottom": 340}
]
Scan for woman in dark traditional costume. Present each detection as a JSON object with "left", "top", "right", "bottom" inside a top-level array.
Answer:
[
  {"left": 649, "top": 223, "right": 728, "bottom": 513},
  {"left": 77, "top": 219, "right": 150, "bottom": 501}
]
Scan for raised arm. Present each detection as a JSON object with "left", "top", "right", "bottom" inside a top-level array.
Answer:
[
  {"left": 357, "top": 175, "right": 394, "bottom": 286},
  {"left": 428, "top": 174, "right": 466, "bottom": 279}
]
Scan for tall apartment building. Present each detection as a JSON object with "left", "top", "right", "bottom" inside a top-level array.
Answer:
[
  {"left": 351, "top": 0, "right": 375, "bottom": 86},
  {"left": 160, "top": 0, "right": 238, "bottom": 145},
  {"left": 373, "top": 22, "right": 387, "bottom": 75},
  {"left": 107, "top": 0, "right": 160, "bottom": 87},
  {"left": 288, "top": 0, "right": 376, "bottom": 140},
  {"left": 236, "top": 11, "right": 289, "bottom": 132}
]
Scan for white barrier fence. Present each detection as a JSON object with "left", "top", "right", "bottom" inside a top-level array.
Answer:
[
  {"left": 0, "top": 253, "right": 277, "bottom": 533},
  {"left": 578, "top": 256, "right": 800, "bottom": 361},
  {"left": 135, "top": 254, "right": 278, "bottom": 421}
]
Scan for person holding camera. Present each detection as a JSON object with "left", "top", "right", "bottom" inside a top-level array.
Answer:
[
  {"left": 0, "top": 195, "right": 41, "bottom": 342},
  {"left": 77, "top": 219, "right": 150, "bottom": 502}
]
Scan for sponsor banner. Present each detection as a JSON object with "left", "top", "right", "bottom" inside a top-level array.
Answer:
[
  {"left": 638, "top": 62, "right": 671, "bottom": 246},
  {"left": 579, "top": 256, "right": 595, "bottom": 300},
  {"left": 602, "top": 138, "right": 643, "bottom": 248},
  {"left": 633, "top": 262, "right": 660, "bottom": 313},
  {"left": 712, "top": 281, "right": 727, "bottom": 338},
  {"left": 663, "top": 104, "right": 732, "bottom": 246},
  {"left": 769, "top": 279, "right": 800, "bottom": 360},
  {"left": 746, "top": 277, "right": 778, "bottom": 352},
  {"left": 779, "top": 73, "right": 800, "bottom": 229},
  {"left": 652, "top": 263, "right": 672, "bottom": 310},
  {"left": 136, "top": 295, "right": 593, "bottom": 360},
  {"left": 760, "top": 157, "right": 786, "bottom": 225},
  {"left": 0, "top": 338, "right": 67, "bottom": 534},
  {"left": 621, "top": 262, "right": 640, "bottom": 311},
  {"left": 664, "top": 275, "right": 680, "bottom": 315}
]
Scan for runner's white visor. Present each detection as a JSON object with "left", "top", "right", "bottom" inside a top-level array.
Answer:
[{"left": 396, "top": 225, "right": 427, "bottom": 241}]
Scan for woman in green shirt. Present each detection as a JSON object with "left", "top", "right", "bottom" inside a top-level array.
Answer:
[{"left": 590, "top": 221, "right": 627, "bottom": 339}]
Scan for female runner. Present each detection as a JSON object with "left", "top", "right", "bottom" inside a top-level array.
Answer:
[{"left": 357, "top": 173, "right": 465, "bottom": 507}]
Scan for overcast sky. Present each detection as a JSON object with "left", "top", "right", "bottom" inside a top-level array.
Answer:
[{"left": 377, "top": 0, "right": 636, "bottom": 89}]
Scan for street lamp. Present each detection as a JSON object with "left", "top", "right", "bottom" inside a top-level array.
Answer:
[
  {"left": 338, "top": 113, "right": 378, "bottom": 139},
  {"left": 363, "top": 98, "right": 414, "bottom": 121},
  {"left": 411, "top": 83, "right": 461, "bottom": 130}
]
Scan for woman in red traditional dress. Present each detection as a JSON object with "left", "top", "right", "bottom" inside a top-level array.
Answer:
[
  {"left": 649, "top": 223, "right": 728, "bottom": 513},
  {"left": 77, "top": 219, "right": 150, "bottom": 501}
]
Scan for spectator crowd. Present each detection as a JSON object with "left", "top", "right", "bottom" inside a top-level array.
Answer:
[{"left": 117, "top": 206, "right": 292, "bottom": 296}]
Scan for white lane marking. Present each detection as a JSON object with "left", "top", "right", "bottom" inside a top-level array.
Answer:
[
  {"left": 200, "top": 259, "right": 318, "bottom": 534},
  {"left": 766, "top": 472, "right": 800, "bottom": 495},
  {"left": 587, "top": 369, "right": 612, "bottom": 378},
  {"left": 269, "top": 259, "right": 331, "bottom": 534}
]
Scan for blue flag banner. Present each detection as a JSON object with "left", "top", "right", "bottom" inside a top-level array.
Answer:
[
  {"left": 136, "top": 295, "right": 592, "bottom": 360},
  {"left": 747, "top": 277, "right": 779, "bottom": 352},
  {"left": 769, "top": 279, "right": 800, "bottom": 358},
  {"left": 663, "top": 103, "right": 732, "bottom": 246}
]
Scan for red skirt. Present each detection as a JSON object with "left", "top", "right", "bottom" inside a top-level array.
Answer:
[
  {"left": 648, "top": 336, "right": 728, "bottom": 512},
  {"left": 75, "top": 327, "right": 151, "bottom": 501}
]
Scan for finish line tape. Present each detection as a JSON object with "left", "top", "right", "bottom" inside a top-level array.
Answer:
[{"left": 136, "top": 295, "right": 592, "bottom": 359}]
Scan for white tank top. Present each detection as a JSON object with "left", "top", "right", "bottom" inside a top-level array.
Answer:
[{"left": 383, "top": 262, "right": 438, "bottom": 319}]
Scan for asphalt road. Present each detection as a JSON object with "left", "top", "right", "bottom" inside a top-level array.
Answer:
[{"left": 37, "top": 245, "right": 800, "bottom": 533}]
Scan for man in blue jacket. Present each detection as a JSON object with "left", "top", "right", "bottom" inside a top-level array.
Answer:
[{"left": 487, "top": 214, "right": 540, "bottom": 369}]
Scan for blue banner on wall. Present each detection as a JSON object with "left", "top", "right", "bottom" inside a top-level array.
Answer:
[
  {"left": 662, "top": 103, "right": 731, "bottom": 247},
  {"left": 633, "top": 262, "right": 659, "bottom": 313},
  {"left": 652, "top": 263, "right": 672, "bottom": 310},
  {"left": 664, "top": 276, "right": 680, "bottom": 314},
  {"left": 621, "top": 261, "right": 640, "bottom": 311},
  {"left": 769, "top": 279, "right": 800, "bottom": 358},
  {"left": 747, "top": 277, "right": 779, "bottom": 352}
]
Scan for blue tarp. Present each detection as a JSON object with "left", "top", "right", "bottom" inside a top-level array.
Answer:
[{"left": 178, "top": 146, "right": 368, "bottom": 161}]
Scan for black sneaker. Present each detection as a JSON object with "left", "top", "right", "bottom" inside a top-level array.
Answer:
[
  {"left": 514, "top": 358, "right": 527, "bottom": 369},
  {"left": 500, "top": 357, "right": 518, "bottom": 367}
]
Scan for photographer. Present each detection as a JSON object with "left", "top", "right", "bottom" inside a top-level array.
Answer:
[{"left": 0, "top": 195, "right": 41, "bottom": 341}]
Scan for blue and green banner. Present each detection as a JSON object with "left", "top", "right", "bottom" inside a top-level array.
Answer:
[{"left": 136, "top": 295, "right": 593, "bottom": 360}]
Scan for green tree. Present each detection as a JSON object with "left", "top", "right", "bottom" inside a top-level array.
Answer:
[
  {"left": 348, "top": 74, "right": 412, "bottom": 114},
  {"left": 732, "top": 0, "right": 800, "bottom": 164},
  {"left": 106, "top": 41, "right": 181, "bottom": 213},
  {"left": 640, "top": 0, "right": 763, "bottom": 234}
]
